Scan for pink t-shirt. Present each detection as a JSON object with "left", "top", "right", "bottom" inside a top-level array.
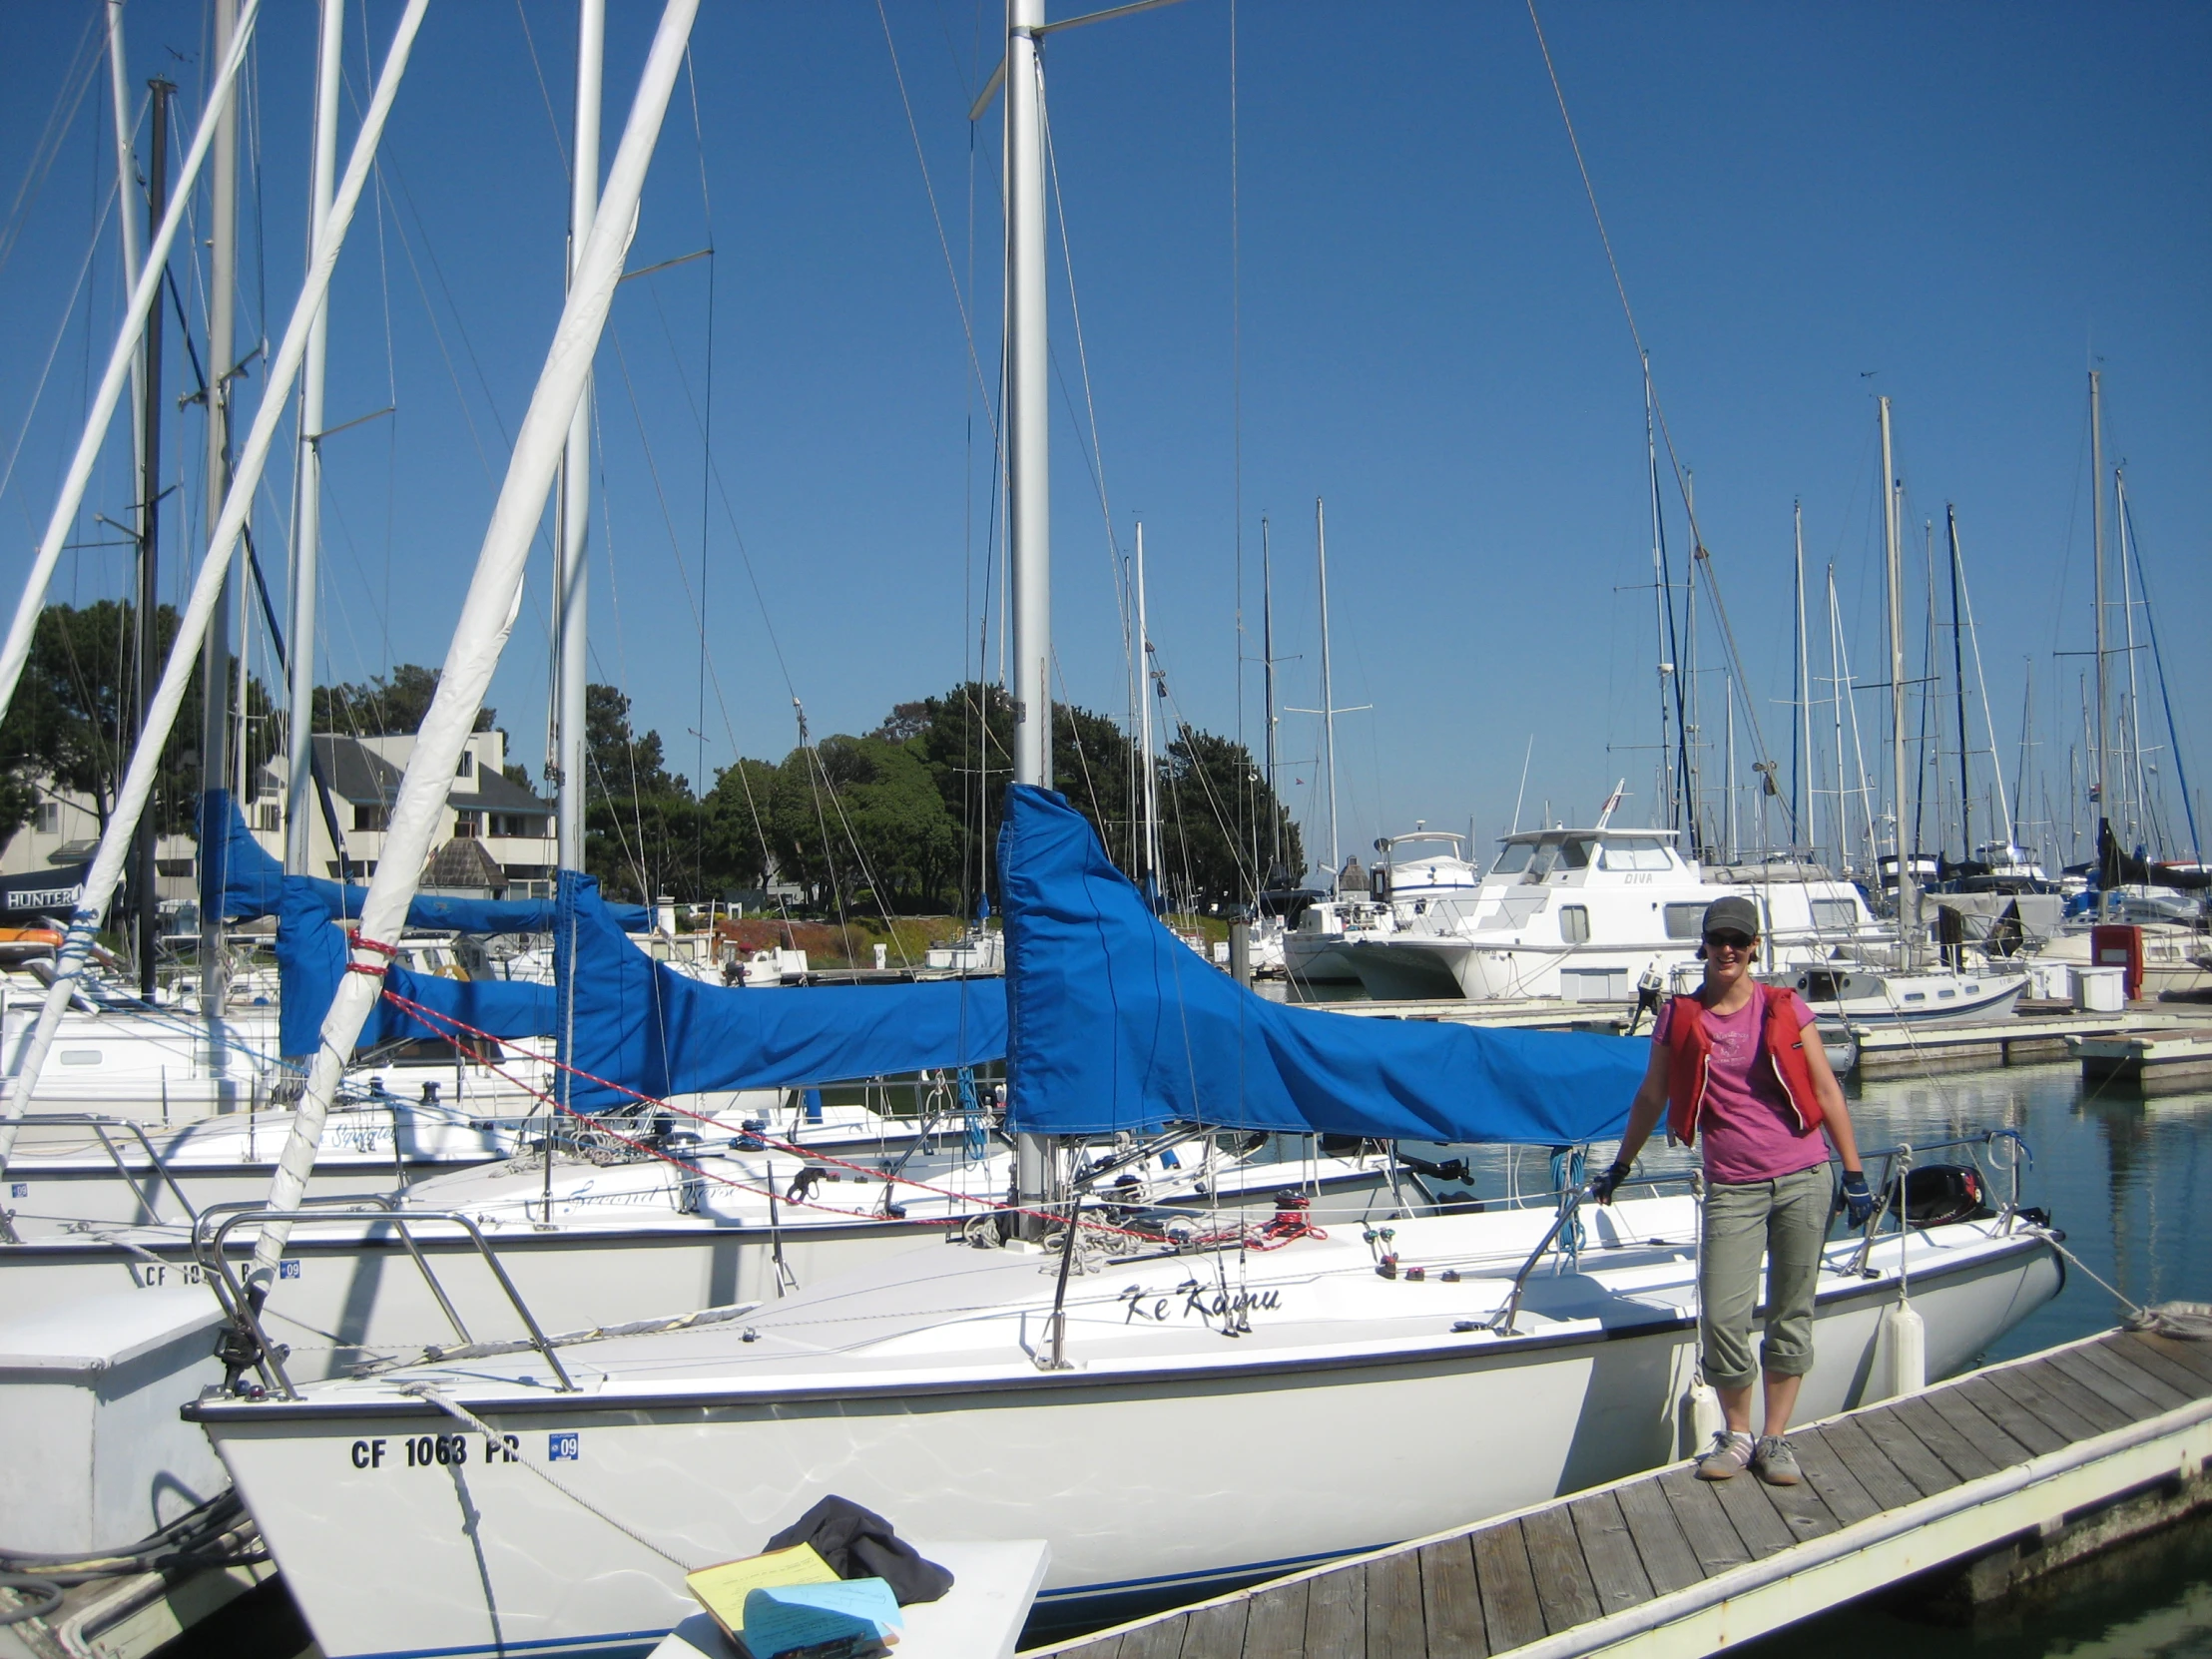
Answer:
[{"left": 1654, "top": 988, "right": 1828, "bottom": 1185}]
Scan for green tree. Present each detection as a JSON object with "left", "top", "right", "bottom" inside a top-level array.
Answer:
[
  {"left": 767, "top": 735, "right": 957, "bottom": 912},
  {"left": 578, "top": 684, "right": 697, "bottom": 901},
  {"left": 0, "top": 601, "right": 274, "bottom": 840},
  {"left": 312, "top": 663, "right": 494, "bottom": 737}
]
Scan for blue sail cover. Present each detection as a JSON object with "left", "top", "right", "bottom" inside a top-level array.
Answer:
[
  {"left": 276, "top": 879, "right": 557, "bottom": 1058},
  {"left": 553, "top": 873, "right": 1007, "bottom": 1110},
  {"left": 999, "top": 785, "right": 1646, "bottom": 1143},
  {"left": 202, "top": 790, "right": 649, "bottom": 931}
]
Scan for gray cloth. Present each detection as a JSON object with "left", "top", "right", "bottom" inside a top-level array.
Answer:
[{"left": 1699, "top": 1164, "right": 1831, "bottom": 1390}]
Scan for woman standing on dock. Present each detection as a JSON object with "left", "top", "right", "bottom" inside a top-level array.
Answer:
[{"left": 1592, "top": 895, "right": 1877, "bottom": 1484}]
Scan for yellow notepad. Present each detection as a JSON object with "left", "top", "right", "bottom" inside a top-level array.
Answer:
[{"left": 685, "top": 1542, "right": 838, "bottom": 1641}]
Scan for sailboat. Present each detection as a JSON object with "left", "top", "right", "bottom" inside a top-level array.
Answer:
[
  {"left": 190, "top": 786, "right": 2062, "bottom": 1655},
  {"left": 1769, "top": 400, "right": 2027, "bottom": 1030},
  {"left": 188, "top": 12, "right": 2058, "bottom": 1653}
]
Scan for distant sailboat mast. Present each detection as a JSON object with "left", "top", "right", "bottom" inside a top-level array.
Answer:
[
  {"left": 2089, "top": 369, "right": 2111, "bottom": 906},
  {"left": 1880, "top": 396, "right": 1917, "bottom": 965},
  {"left": 1260, "top": 515, "right": 1280, "bottom": 879},
  {"left": 556, "top": 0, "right": 603, "bottom": 876},
  {"left": 1135, "top": 521, "right": 1161, "bottom": 900}
]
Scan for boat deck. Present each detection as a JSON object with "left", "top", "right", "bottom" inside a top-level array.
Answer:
[{"left": 1033, "top": 1322, "right": 2212, "bottom": 1657}]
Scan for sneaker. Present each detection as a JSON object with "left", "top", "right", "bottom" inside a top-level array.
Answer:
[
  {"left": 1695, "top": 1429, "right": 1755, "bottom": 1481},
  {"left": 1753, "top": 1435, "right": 1802, "bottom": 1486}
]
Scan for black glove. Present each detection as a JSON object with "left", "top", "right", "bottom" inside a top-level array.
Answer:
[
  {"left": 1589, "top": 1160, "right": 1631, "bottom": 1205},
  {"left": 1840, "top": 1170, "right": 1875, "bottom": 1229}
]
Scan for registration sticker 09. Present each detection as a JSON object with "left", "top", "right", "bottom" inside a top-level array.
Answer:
[{"left": 549, "top": 1431, "right": 580, "bottom": 1461}]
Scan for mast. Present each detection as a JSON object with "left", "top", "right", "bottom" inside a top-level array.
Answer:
[
  {"left": 2089, "top": 369, "right": 2110, "bottom": 905},
  {"left": 1260, "top": 514, "right": 1279, "bottom": 878},
  {"left": 1003, "top": 0, "right": 1051, "bottom": 1233},
  {"left": 105, "top": 3, "right": 145, "bottom": 500},
  {"left": 285, "top": 0, "right": 343, "bottom": 874},
  {"left": 1135, "top": 521, "right": 1160, "bottom": 899},
  {"left": 1647, "top": 355, "right": 1686, "bottom": 835},
  {"left": 135, "top": 78, "right": 174, "bottom": 1000},
  {"left": 1316, "top": 495, "right": 1339, "bottom": 880},
  {"left": 2114, "top": 468, "right": 2148, "bottom": 852},
  {"left": 1793, "top": 500, "right": 1811, "bottom": 857},
  {"left": 556, "top": 0, "right": 603, "bottom": 872},
  {"left": 1006, "top": 0, "right": 1050, "bottom": 792},
  {"left": 1880, "top": 396, "right": 1915, "bottom": 964},
  {"left": 200, "top": 0, "right": 241, "bottom": 1035},
  {"left": 1723, "top": 679, "right": 1736, "bottom": 863},
  {"left": 1945, "top": 504, "right": 1971, "bottom": 862},
  {"left": 1825, "top": 564, "right": 1851, "bottom": 873}
]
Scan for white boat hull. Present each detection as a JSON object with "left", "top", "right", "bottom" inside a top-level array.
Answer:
[{"left": 194, "top": 1203, "right": 2060, "bottom": 1658}]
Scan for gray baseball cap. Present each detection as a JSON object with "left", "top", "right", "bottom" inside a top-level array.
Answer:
[{"left": 1701, "top": 895, "right": 1761, "bottom": 939}]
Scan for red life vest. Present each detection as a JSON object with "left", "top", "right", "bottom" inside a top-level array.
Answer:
[{"left": 1664, "top": 983, "right": 1823, "bottom": 1147}]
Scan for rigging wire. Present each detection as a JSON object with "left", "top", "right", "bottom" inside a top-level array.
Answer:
[{"left": 1524, "top": 0, "right": 1789, "bottom": 837}]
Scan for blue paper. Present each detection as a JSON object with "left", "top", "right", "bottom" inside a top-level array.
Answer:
[{"left": 741, "top": 1576, "right": 901, "bottom": 1657}]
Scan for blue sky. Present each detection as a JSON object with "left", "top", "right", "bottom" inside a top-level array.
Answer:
[{"left": 0, "top": 1, "right": 2204, "bottom": 885}]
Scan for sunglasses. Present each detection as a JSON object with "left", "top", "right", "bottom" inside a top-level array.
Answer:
[{"left": 1704, "top": 931, "right": 1755, "bottom": 951}]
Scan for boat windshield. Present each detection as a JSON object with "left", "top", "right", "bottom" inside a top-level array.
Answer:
[
  {"left": 1597, "top": 837, "right": 1672, "bottom": 871},
  {"left": 1490, "top": 840, "right": 1539, "bottom": 876}
]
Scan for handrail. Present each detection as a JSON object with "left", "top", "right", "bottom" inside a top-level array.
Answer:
[
  {"left": 3, "top": 1112, "right": 208, "bottom": 1229},
  {"left": 198, "top": 1204, "right": 576, "bottom": 1399}
]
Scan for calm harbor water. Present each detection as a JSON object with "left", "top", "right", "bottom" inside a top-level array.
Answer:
[{"left": 1746, "top": 1058, "right": 2212, "bottom": 1655}]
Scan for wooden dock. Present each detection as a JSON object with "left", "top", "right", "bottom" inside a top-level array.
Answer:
[
  {"left": 2071, "top": 1026, "right": 2212, "bottom": 1096},
  {"left": 1031, "top": 1323, "right": 2212, "bottom": 1658}
]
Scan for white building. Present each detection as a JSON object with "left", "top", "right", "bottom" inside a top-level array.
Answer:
[{"left": 252, "top": 730, "right": 556, "bottom": 899}]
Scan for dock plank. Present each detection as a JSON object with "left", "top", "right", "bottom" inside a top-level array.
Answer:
[
  {"left": 1982, "top": 1360, "right": 2109, "bottom": 1442},
  {"left": 2073, "top": 1338, "right": 2196, "bottom": 1411},
  {"left": 1520, "top": 1504, "right": 1603, "bottom": 1633},
  {"left": 1811, "top": 1417, "right": 1924, "bottom": 1512},
  {"left": 2045, "top": 1346, "right": 2169, "bottom": 1421},
  {"left": 1365, "top": 1548, "right": 1424, "bottom": 1659},
  {"left": 1239, "top": 1579, "right": 1310, "bottom": 1657},
  {"left": 1178, "top": 1601, "right": 1247, "bottom": 1659},
  {"left": 1853, "top": 1404, "right": 1964, "bottom": 1495},
  {"left": 1303, "top": 1559, "right": 1366, "bottom": 1659},
  {"left": 1707, "top": 1467, "right": 1801, "bottom": 1559},
  {"left": 1787, "top": 1425, "right": 1883, "bottom": 1525},
  {"left": 1919, "top": 1384, "right": 2036, "bottom": 1470},
  {"left": 1415, "top": 1538, "right": 1487, "bottom": 1658},
  {"left": 1114, "top": 1615, "right": 1189, "bottom": 1659},
  {"left": 1750, "top": 1457, "right": 1844, "bottom": 1543},
  {"left": 1950, "top": 1375, "right": 2068, "bottom": 1456},
  {"left": 1614, "top": 1474, "right": 1705, "bottom": 1596},
  {"left": 1470, "top": 1521, "right": 1546, "bottom": 1654},
  {"left": 1567, "top": 1491, "right": 1655, "bottom": 1614},
  {"left": 2016, "top": 1354, "right": 2136, "bottom": 1433},
  {"left": 1891, "top": 1393, "right": 2006, "bottom": 1482},
  {"left": 2113, "top": 1332, "right": 2212, "bottom": 1397},
  {"left": 1655, "top": 1465, "right": 1754, "bottom": 1576},
  {"left": 2128, "top": 1331, "right": 2212, "bottom": 1389}
]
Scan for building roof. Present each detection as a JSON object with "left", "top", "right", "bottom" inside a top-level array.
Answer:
[
  {"left": 421, "top": 837, "right": 508, "bottom": 892},
  {"left": 262, "top": 735, "right": 551, "bottom": 815}
]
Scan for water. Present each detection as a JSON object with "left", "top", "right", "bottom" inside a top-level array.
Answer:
[{"left": 1751, "top": 1059, "right": 2212, "bottom": 1654}]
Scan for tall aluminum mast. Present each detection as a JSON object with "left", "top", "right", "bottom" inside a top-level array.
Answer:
[
  {"left": 2089, "top": 370, "right": 2110, "bottom": 906},
  {"left": 1880, "top": 396, "right": 1915, "bottom": 965},
  {"left": 284, "top": 0, "right": 344, "bottom": 874},
  {"left": 556, "top": 0, "right": 604, "bottom": 870},
  {"left": 200, "top": 0, "right": 242, "bottom": 1061},
  {"left": 1007, "top": 0, "right": 1050, "bottom": 791}
]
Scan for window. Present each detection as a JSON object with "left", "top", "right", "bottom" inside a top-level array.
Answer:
[
  {"left": 354, "top": 804, "right": 388, "bottom": 832},
  {"left": 1663, "top": 903, "right": 1708, "bottom": 940},
  {"left": 490, "top": 814, "right": 544, "bottom": 838},
  {"left": 1810, "top": 898, "right": 1860, "bottom": 933},
  {"left": 156, "top": 857, "right": 195, "bottom": 877},
  {"left": 1597, "top": 838, "right": 1672, "bottom": 871},
  {"left": 1559, "top": 905, "right": 1590, "bottom": 944},
  {"left": 452, "top": 812, "right": 480, "bottom": 838},
  {"left": 257, "top": 804, "right": 281, "bottom": 832},
  {"left": 59, "top": 1049, "right": 103, "bottom": 1067},
  {"left": 33, "top": 802, "right": 59, "bottom": 833},
  {"left": 1555, "top": 837, "right": 1594, "bottom": 870},
  {"left": 455, "top": 752, "right": 475, "bottom": 779},
  {"left": 1490, "top": 840, "right": 1538, "bottom": 876}
]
